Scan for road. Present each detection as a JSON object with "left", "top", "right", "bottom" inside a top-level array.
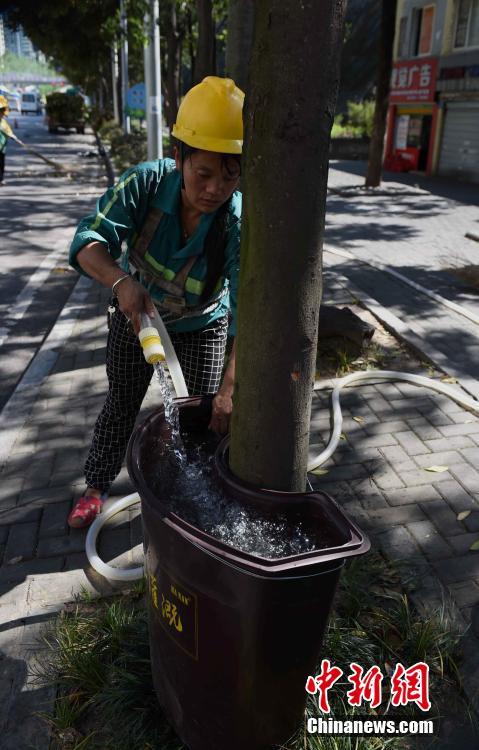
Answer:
[
  {"left": 0, "top": 113, "right": 106, "bottom": 410},
  {"left": 324, "top": 161, "right": 479, "bottom": 399}
]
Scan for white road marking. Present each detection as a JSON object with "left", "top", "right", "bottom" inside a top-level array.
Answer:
[
  {"left": 0, "top": 245, "right": 69, "bottom": 346},
  {"left": 0, "top": 275, "right": 92, "bottom": 468}
]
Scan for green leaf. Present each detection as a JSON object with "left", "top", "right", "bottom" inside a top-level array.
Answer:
[
  {"left": 469, "top": 539, "right": 479, "bottom": 551},
  {"left": 424, "top": 465, "right": 449, "bottom": 473}
]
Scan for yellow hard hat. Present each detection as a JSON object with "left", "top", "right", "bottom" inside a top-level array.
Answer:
[
  {"left": 0, "top": 95, "right": 9, "bottom": 112},
  {"left": 173, "top": 76, "right": 244, "bottom": 154}
]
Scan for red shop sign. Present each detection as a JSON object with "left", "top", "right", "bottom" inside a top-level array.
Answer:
[{"left": 390, "top": 58, "right": 438, "bottom": 102}]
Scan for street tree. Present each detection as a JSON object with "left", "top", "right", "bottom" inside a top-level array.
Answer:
[
  {"left": 230, "top": 0, "right": 347, "bottom": 492},
  {"left": 1, "top": 0, "right": 148, "bottom": 106},
  {"left": 225, "top": 0, "right": 254, "bottom": 92},
  {"left": 195, "top": 0, "right": 215, "bottom": 83},
  {"left": 365, "top": 0, "right": 398, "bottom": 187}
]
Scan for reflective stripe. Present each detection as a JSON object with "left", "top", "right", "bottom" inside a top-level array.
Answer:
[
  {"left": 144, "top": 250, "right": 205, "bottom": 295},
  {"left": 90, "top": 172, "right": 137, "bottom": 232}
]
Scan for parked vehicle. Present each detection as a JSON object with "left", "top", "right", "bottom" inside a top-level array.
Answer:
[
  {"left": 21, "top": 91, "right": 42, "bottom": 115},
  {"left": 7, "top": 93, "right": 21, "bottom": 114},
  {"left": 46, "top": 91, "right": 87, "bottom": 134}
]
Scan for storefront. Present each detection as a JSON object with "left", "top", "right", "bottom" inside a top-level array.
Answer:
[
  {"left": 436, "top": 65, "right": 479, "bottom": 182},
  {"left": 384, "top": 57, "right": 439, "bottom": 174}
]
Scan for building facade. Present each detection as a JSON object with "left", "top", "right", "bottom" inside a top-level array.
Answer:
[
  {"left": 385, "top": 0, "right": 479, "bottom": 182},
  {"left": 2, "top": 17, "right": 37, "bottom": 60}
]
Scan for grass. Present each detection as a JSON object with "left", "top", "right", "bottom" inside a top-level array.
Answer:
[
  {"left": 36, "top": 552, "right": 475, "bottom": 750},
  {"left": 320, "top": 341, "right": 388, "bottom": 378}
]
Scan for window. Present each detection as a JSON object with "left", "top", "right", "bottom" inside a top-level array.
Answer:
[
  {"left": 411, "top": 5, "right": 435, "bottom": 56},
  {"left": 398, "top": 17, "right": 409, "bottom": 58},
  {"left": 455, "top": 0, "right": 479, "bottom": 48}
]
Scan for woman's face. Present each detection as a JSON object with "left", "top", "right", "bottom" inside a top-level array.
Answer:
[{"left": 176, "top": 148, "right": 240, "bottom": 213}]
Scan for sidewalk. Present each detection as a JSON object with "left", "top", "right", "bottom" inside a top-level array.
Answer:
[{"left": 1, "top": 159, "right": 479, "bottom": 747}]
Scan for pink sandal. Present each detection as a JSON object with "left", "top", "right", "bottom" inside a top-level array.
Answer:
[{"left": 68, "top": 495, "right": 104, "bottom": 529}]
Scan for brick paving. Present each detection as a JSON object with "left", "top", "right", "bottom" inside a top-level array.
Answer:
[{"left": 1, "top": 152, "right": 479, "bottom": 746}]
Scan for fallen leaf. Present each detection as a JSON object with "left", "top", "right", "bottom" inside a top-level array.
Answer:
[
  {"left": 52, "top": 266, "right": 71, "bottom": 274},
  {"left": 469, "top": 539, "right": 479, "bottom": 552},
  {"left": 352, "top": 416, "right": 365, "bottom": 424},
  {"left": 340, "top": 433, "right": 347, "bottom": 441},
  {"left": 309, "top": 467, "right": 329, "bottom": 476},
  {"left": 424, "top": 465, "right": 449, "bottom": 473},
  {"left": 457, "top": 511, "right": 471, "bottom": 521},
  {"left": 441, "top": 376, "right": 458, "bottom": 384}
]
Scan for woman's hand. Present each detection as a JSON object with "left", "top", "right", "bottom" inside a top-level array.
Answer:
[
  {"left": 209, "top": 339, "right": 236, "bottom": 435},
  {"left": 116, "top": 277, "right": 156, "bottom": 334},
  {"left": 76, "top": 243, "right": 156, "bottom": 334},
  {"left": 209, "top": 390, "right": 233, "bottom": 435}
]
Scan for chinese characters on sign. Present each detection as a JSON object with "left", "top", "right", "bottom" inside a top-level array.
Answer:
[
  {"left": 390, "top": 58, "right": 438, "bottom": 103},
  {"left": 306, "top": 660, "right": 431, "bottom": 714}
]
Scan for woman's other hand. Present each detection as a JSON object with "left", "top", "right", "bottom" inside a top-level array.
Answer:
[{"left": 209, "top": 390, "right": 233, "bottom": 435}]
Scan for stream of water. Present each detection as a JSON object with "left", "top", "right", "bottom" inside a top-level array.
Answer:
[{"left": 154, "top": 362, "right": 325, "bottom": 559}]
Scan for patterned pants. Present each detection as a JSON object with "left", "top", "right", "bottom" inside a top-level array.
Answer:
[{"left": 84, "top": 305, "right": 228, "bottom": 493}]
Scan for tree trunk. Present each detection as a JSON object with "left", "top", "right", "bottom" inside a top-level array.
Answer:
[
  {"left": 365, "top": 0, "right": 397, "bottom": 187},
  {"left": 195, "top": 0, "right": 215, "bottom": 83},
  {"left": 225, "top": 0, "right": 254, "bottom": 91},
  {"left": 186, "top": 6, "right": 196, "bottom": 91},
  {"left": 163, "top": 0, "right": 181, "bottom": 132},
  {"left": 229, "top": 1, "right": 346, "bottom": 493}
]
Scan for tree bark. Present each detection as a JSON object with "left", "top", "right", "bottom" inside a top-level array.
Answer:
[
  {"left": 195, "top": 0, "right": 215, "bottom": 83},
  {"left": 365, "top": 0, "right": 397, "bottom": 187},
  {"left": 225, "top": 0, "right": 254, "bottom": 91},
  {"left": 229, "top": 1, "right": 346, "bottom": 493},
  {"left": 162, "top": 0, "right": 181, "bottom": 132}
]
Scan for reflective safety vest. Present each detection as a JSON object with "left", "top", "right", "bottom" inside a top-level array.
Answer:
[{"left": 129, "top": 205, "right": 229, "bottom": 322}]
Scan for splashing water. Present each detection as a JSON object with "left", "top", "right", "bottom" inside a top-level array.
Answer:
[
  {"left": 153, "top": 363, "right": 327, "bottom": 559},
  {"left": 168, "top": 449, "right": 322, "bottom": 558},
  {"left": 154, "top": 362, "right": 187, "bottom": 467}
]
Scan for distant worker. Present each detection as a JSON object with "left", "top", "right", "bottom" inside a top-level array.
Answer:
[{"left": 0, "top": 95, "right": 15, "bottom": 186}]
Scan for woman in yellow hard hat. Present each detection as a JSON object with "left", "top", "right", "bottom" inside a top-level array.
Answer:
[
  {"left": 67, "top": 76, "right": 244, "bottom": 527},
  {"left": 0, "top": 95, "right": 14, "bottom": 185}
]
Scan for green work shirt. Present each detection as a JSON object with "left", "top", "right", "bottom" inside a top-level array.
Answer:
[
  {"left": 69, "top": 158, "right": 242, "bottom": 335},
  {"left": 0, "top": 118, "right": 12, "bottom": 153}
]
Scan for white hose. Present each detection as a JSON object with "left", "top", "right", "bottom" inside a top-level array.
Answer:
[
  {"left": 85, "top": 492, "right": 143, "bottom": 581},
  {"left": 308, "top": 370, "right": 479, "bottom": 471},
  {"left": 87, "top": 370, "right": 479, "bottom": 581},
  {"left": 85, "top": 307, "right": 188, "bottom": 581},
  {"left": 151, "top": 307, "right": 189, "bottom": 398}
]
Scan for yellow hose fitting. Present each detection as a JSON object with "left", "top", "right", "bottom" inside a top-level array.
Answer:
[{"left": 138, "top": 326, "right": 166, "bottom": 364}]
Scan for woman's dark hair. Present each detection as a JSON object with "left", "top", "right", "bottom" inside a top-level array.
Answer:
[{"left": 175, "top": 139, "right": 241, "bottom": 178}]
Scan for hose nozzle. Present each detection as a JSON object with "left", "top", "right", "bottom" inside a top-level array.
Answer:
[{"left": 139, "top": 314, "right": 166, "bottom": 364}]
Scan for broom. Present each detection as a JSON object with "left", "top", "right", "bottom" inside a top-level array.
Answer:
[{"left": 10, "top": 133, "right": 71, "bottom": 173}]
